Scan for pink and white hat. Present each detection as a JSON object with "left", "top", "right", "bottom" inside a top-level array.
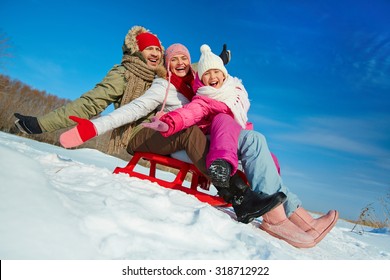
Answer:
[{"left": 164, "top": 43, "right": 191, "bottom": 69}]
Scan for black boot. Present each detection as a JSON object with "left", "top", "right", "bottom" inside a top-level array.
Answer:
[
  {"left": 208, "top": 159, "right": 235, "bottom": 203},
  {"left": 208, "top": 159, "right": 231, "bottom": 188},
  {"left": 229, "top": 173, "right": 287, "bottom": 224},
  {"left": 215, "top": 186, "right": 234, "bottom": 204}
]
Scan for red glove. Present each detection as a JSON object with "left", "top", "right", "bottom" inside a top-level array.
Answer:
[
  {"left": 59, "top": 116, "right": 97, "bottom": 148},
  {"left": 142, "top": 117, "right": 169, "bottom": 132}
]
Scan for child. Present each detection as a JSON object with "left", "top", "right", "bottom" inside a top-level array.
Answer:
[{"left": 143, "top": 44, "right": 286, "bottom": 223}]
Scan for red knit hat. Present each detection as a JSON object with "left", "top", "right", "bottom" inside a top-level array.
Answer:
[{"left": 136, "top": 32, "right": 161, "bottom": 51}]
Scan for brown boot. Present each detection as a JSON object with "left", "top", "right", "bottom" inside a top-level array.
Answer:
[
  {"left": 260, "top": 205, "right": 316, "bottom": 248},
  {"left": 289, "top": 207, "right": 339, "bottom": 244}
]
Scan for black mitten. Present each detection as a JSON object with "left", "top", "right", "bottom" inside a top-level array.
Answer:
[
  {"left": 14, "top": 113, "right": 43, "bottom": 134},
  {"left": 219, "top": 44, "right": 231, "bottom": 65}
]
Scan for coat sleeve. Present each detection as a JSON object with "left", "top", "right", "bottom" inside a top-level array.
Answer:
[
  {"left": 91, "top": 79, "right": 168, "bottom": 135},
  {"left": 160, "top": 98, "right": 210, "bottom": 137},
  {"left": 37, "top": 65, "right": 127, "bottom": 132}
]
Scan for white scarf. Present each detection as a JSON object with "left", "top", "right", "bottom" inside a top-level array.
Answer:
[{"left": 196, "top": 75, "right": 250, "bottom": 128}]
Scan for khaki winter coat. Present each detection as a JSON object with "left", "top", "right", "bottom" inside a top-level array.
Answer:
[{"left": 38, "top": 64, "right": 127, "bottom": 132}]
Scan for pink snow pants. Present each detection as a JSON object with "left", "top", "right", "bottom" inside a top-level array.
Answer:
[{"left": 207, "top": 113, "right": 281, "bottom": 176}]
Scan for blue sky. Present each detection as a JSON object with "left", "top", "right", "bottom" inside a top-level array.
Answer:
[{"left": 1, "top": 0, "right": 389, "bottom": 221}]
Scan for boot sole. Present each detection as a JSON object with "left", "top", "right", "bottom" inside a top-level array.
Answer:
[{"left": 238, "top": 193, "right": 287, "bottom": 224}]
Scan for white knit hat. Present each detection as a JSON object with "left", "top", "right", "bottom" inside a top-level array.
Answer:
[{"left": 197, "top": 44, "right": 228, "bottom": 80}]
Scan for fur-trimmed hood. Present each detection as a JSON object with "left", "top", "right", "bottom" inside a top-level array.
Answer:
[
  {"left": 122, "top": 26, "right": 164, "bottom": 55},
  {"left": 121, "top": 26, "right": 166, "bottom": 78}
]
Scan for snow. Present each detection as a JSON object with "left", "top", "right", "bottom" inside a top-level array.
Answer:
[{"left": 1, "top": 131, "right": 389, "bottom": 278}]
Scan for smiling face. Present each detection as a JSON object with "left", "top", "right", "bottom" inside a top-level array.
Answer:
[
  {"left": 169, "top": 54, "right": 190, "bottom": 77},
  {"left": 141, "top": 46, "right": 163, "bottom": 69},
  {"left": 201, "top": 69, "right": 225, "bottom": 88}
]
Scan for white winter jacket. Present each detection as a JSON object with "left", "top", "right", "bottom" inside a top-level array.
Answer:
[{"left": 91, "top": 77, "right": 190, "bottom": 135}]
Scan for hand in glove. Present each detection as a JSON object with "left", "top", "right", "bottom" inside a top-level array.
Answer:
[
  {"left": 14, "top": 113, "right": 43, "bottom": 134},
  {"left": 59, "top": 116, "right": 97, "bottom": 148},
  {"left": 219, "top": 44, "right": 231, "bottom": 65},
  {"left": 142, "top": 117, "right": 169, "bottom": 132}
]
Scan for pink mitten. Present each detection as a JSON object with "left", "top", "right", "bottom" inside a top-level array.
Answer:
[
  {"left": 142, "top": 118, "right": 169, "bottom": 132},
  {"left": 60, "top": 116, "right": 97, "bottom": 148}
]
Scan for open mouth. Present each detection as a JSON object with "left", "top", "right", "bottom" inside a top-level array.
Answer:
[
  {"left": 173, "top": 66, "right": 187, "bottom": 76},
  {"left": 209, "top": 81, "right": 219, "bottom": 87},
  {"left": 148, "top": 58, "right": 158, "bottom": 64}
]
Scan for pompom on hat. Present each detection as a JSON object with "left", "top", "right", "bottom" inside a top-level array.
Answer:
[
  {"left": 197, "top": 44, "right": 228, "bottom": 80},
  {"left": 164, "top": 43, "right": 191, "bottom": 69}
]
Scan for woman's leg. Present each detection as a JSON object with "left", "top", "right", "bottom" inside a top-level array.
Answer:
[
  {"left": 237, "top": 130, "right": 302, "bottom": 216},
  {"left": 128, "top": 126, "right": 209, "bottom": 176}
]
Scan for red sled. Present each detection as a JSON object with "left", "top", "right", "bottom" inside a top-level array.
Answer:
[{"left": 113, "top": 152, "right": 237, "bottom": 207}]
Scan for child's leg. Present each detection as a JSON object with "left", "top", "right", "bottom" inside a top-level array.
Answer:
[{"left": 207, "top": 113, "right": 241, "bottom": 175}]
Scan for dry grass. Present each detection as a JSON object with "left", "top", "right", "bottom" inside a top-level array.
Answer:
[{"left": 351, "top": 193, "right": 390, "bottom": 233}]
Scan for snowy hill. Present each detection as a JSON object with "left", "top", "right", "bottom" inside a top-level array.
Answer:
[{"left": 1, "top": 131, "right": 389, "bottom": 260}]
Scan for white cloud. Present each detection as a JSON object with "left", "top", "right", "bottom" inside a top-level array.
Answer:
[{"left": 273, "top": 115, "right": 390, "bottom": 158}]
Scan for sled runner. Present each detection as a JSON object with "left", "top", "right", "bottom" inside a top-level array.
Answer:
[{"left": 113, "top": 152, "right": 236, "bottom": 207}]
